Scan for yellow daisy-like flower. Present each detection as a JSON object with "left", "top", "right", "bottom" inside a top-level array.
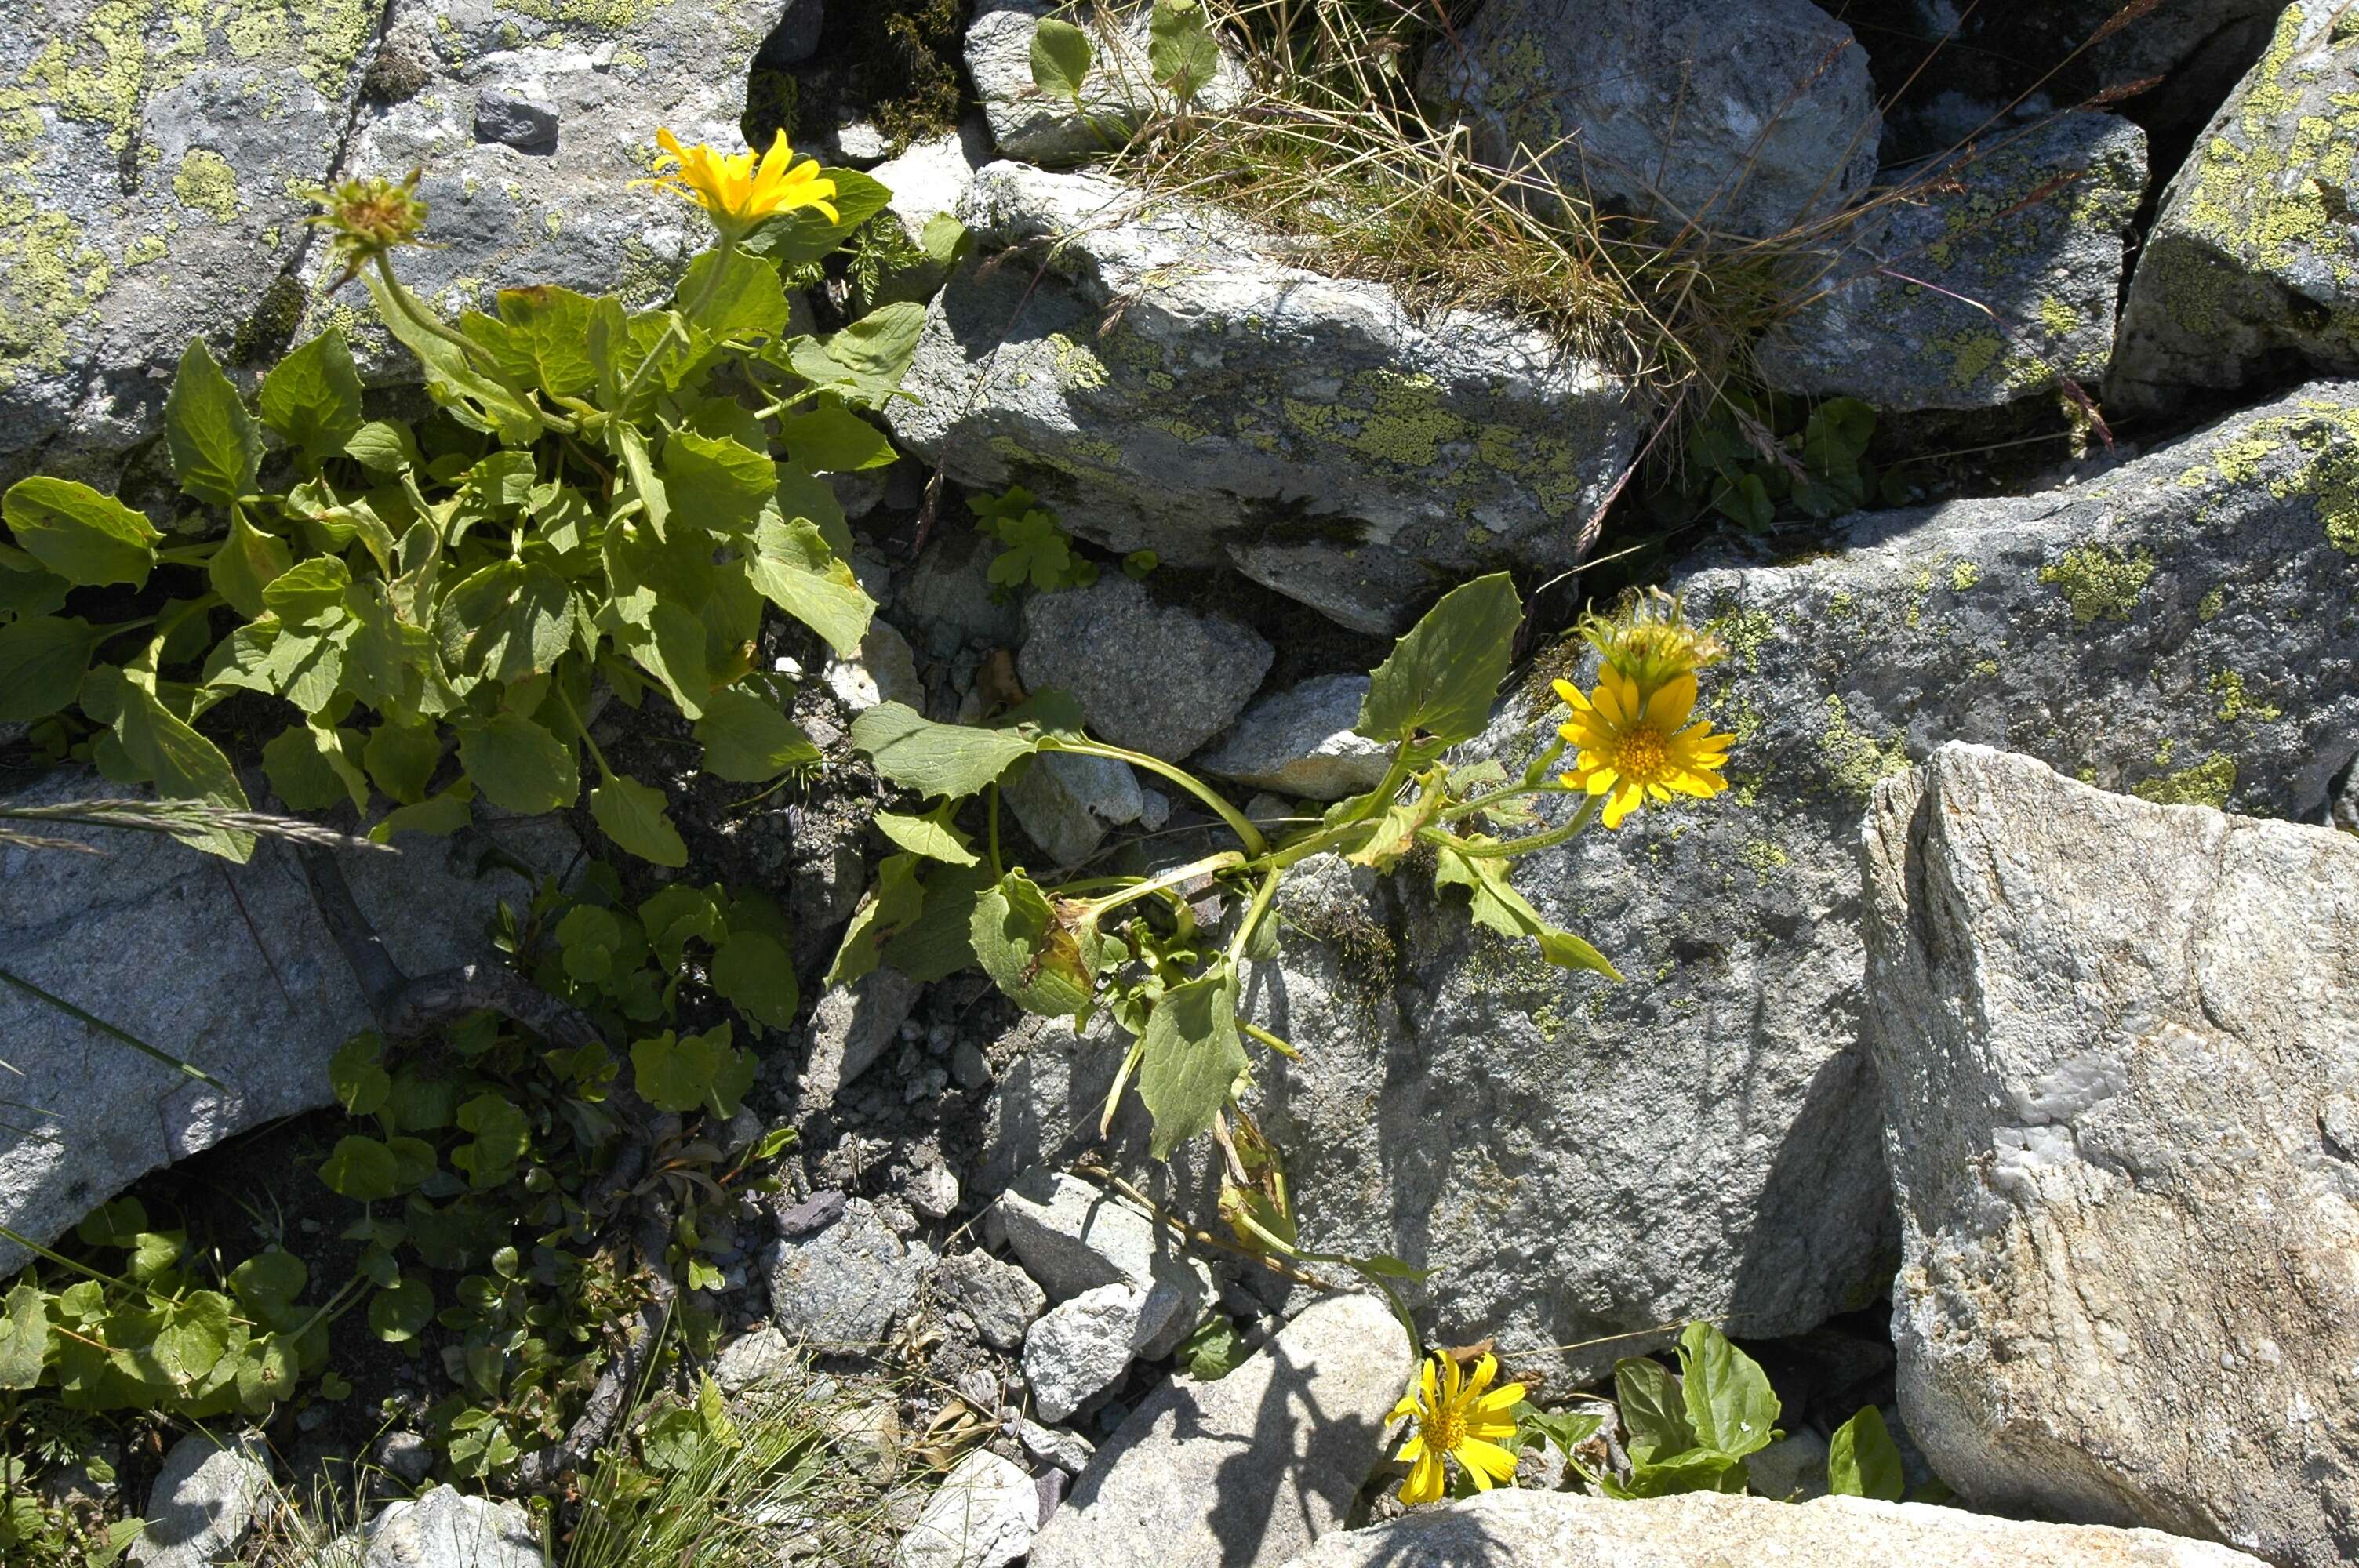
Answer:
[
  {"left": 1552, "top": 667, "right": 1733, "bottom": 829},
  {"left": 1390, "top": 1351, "right": 1525, "bottom": 1506},
  {"left": 641, "top": 129, "right": 839, "bottom": 235}
]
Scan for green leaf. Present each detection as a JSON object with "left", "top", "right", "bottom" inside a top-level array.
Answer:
[
  {"left": 455, "top": 711, "right": 580, "bottom": 814},
  {"left": 970, "top": 869, "right": 1096, "bottom": 1017},
  {"left": 640, "top": 884, "right": 726, "bottom": 968},
  {"left": 0, "top": 615, "right": 105, "bottom": 721},
  {"left": 798, "top": 302, "right": 927, "bottom": 409},
  {"left": 1606, "top": 1447, "right": 1745, "bottom": 1498},
  {"left": 151, "top": 1291, "right": 232, "bottom": 1384},
  {"left": 330, "top": 1034, "right": 391, "bottom": 1117},
  {"left": 678, "top": 248, "right": 791, "bottom": 343},
  {"left": 228, "top": 1250, "right": 307, "bottom": 1322},
  {"left": 1433, "top": 839, "right": 1619, "bottom": 978},
  {"left": 478, "top": 284, "right": 602, "bottom": 400},
  {"left": 827, "top": 852, "right": 928, "bottom": 987},
  {"left": 362, "top": 267, "right": 544, "bottom": 443},
  {"left": 164, "top": 339, "right": 260, "bottom": 506},
  {"left": 873, "top": 808, "right": 978, "bottom": 866},
  {"left": 1136, "top": 964, "right": 1245, "bottom": 1160},
  {"left": 369, "top": 779, "right": 476, "bottom": 843},
  {"left": 262, "top": 723, "right": 367, "bottom": 813},
  {"left": 435, "top": 559, "right": 572, "bottom": 684},
  {"left": 260, "top": 554, "right": 352, "bottom": 627},
  {"left": 617, "top": 600, "right": 715, "bottom": 718},
  {"left": 260, "top": 328, "right": 365, "bottom": 462},
  {"left": 852, "top": 701, "right": 1038, "bottom": 800},
  {"left": 712, "top": 931, "right": 798, "bottom": 1031},
  {"left": 591, "top": 772, "right": 689, "bottom": 866},
  {"left": 364, "top": 718, "right": 442, "bottom": 804},
  {"left": 111, "top": 675, "right": 255, "bottom": 862},
  {"left": 880, "top": 859, "right": 994, "bottom": 981},
  {"left": 0, "top": 1282, "right": 53, "bottom": 1389},
  {"left": 744, "top": 514, "right": 874, "bottom": 657},
  {"left": 369, "top": 1279, "right": 433, "bottom": 1343},
  {"left": 663, "top": 428, "right": 776, "bottom": 535},
  {"left": 1178, "top": 1315, "right": 1248, "bottom": 1381},
  {"left": 346, "top": 419, "right": 422, "bottom": 474},
  {"left": 1030, "top": 16, "right": 1096, "bottom": 97},
  {"left": 692, "top": 686, "right": 820, "bottom": 781},
  {"left": 1677, "top": 1320, "right": 1779, "bottom": 1461},
  {"left": 779, "top": 405, "right": 896, "bottom": 473},
  {"left": 1513, "top": 1400, "right": 1605, "bottom": 1461},
  {"left": 1147, "top": 0, "right": 1220, "bottom": 99},
  {"left": 1612, "top": 1354, "right": 1695, "bottom": 1465},
  {"left": 1827, "top": 1406, "right": 1904, "bottom": 1501},
  {"left": 320, "top": 1135, "right": 400, "bottom": 1201},
  {"left": 2, "top": 477, "right": 160, "bottom": 588},
  {"left": 631, "top": 1024, "right": 750, "bottom": 1116},
  {"left": 741, "top": 168, "right": 892, "bottom": 265},
  {"left": 450, "top": 1093, "right": 532, "bottom": 1189},
  {"left": 205, "top": 510, "right": 293, "bottom": 619},
  {"left": 639, "top": 1405, "right": 712, "bottom": 1473},
  {"left": 1357, "top": 572, "right": 1521, "bottom": 746}
]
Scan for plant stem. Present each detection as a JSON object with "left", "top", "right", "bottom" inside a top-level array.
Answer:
[
  {"left": 619, "top": 233, "right": 736, "bottom": 409},
  {"left": 1225, "top": 864, "right": 1283, "bottom": 967},
  {"left": 373, "top": 252, "right": 493, "bottom": 365},
  {"left": 1241, "top": 1021, "right": 1299, "bottom": 1059},
  {"left": 1042, "top": 738, "right": 1267, "bottom": 855},
  {"left": 1081, "top": 850, "right": 1246, "bottom": 921},
  {"left": 987, "top": 783, "right": 1003, "bottom": 878},
  {"left": 552, "top": 685, "right": 615, "bottom": 782},
  {"left": 1423, "top": 793, "right": 1600, "bottom": 858}
]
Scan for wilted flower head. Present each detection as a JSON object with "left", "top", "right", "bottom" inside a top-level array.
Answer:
[
  {"left": 306, "top": 171, "right": 431, "bottom": 288},
  {"left": 1577, "top": 587, "right": 1725, "bottom": 705},
  {"left": 640, "top": 129, "right": 839, "bottom": 237}
]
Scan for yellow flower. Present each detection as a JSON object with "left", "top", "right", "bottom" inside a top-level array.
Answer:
[
  {"left": 1390, "top": 1351, "right": 1524, "bottom": 1505},
  {"left": 1552, "top": 667, "right": 1732, "bottom": 829},
  {"left": 642, "top": 129, "right": 839, "bottom": 235},
  {"left": 1579, "top": 586, "right": 1723, "bottom": 705}
]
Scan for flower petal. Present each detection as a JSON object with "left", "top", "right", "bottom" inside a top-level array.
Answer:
[
  {"left": 1458, "top": 1436, "right": 1519, "bottom": 1484},
  {"left": 1644, "top": 672, "right": 1698, "bottom": 730}
]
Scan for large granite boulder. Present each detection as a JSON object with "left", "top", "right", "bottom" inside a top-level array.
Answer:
[
  {"left": 2110, "top": 2, "right": 2359, "bottom": 412},
  {"left": 981, "top": 381, "right": 2359, "bottom": 1382},
  {"left": 1417, "top": 0, "right": 1879, "bottom": 239},
  {"left": 1760, "top": 114, "right": 2147, "bottom": 411},
  {"left": 1863, "top": 745, "right": 2359, "bottom": 1568},
  {"left": 0, "top": 768, "right": 575, "bottom": 1276},
  {"left": 1273, "top": 1490, "right": 2270, "bottom": 1568},
  {"left": 887, "top": 162, "right": 1645, "bottom": 635}
]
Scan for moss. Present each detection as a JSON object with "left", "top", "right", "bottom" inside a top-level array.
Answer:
[
  {"left": 231, "top": 273, "right": 304, "bottom": 365},
  {"left": 1971, "top": 657, "right": 1999, "bottom": 677},
  {"left": 125, "top": 232, "right": 167, "bottom": 265},
  {"left": 1818, "top": 695, "right": 1910, "bottom": 800},
  {"left": 0, "top": 209, "right": 112, "bottom": 390},
  {"left": 1707, "top": 608, "right": 1773, "bottom": 671},
  {"left": 2037, "top": 545, "right": 2155, "bottom": 624},
  {"left": 2132, "top": 754, "right": 2237, "bottom": 809},
  {"left": 1045, "top": 331, "right": 1109, "bottom": 391}
]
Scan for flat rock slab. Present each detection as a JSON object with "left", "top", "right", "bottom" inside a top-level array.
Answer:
[
  {"left": 2111, "top": 2, "right": 2359, "bottom": 409},
  {"left": 1273, "top": 1490, "right": 2270, "bottom": 1567},
  {"left": 361, "top": 1484, "right": 545, "bottom": 1567},
  {"left": 984, "top": 380, "right": 2359, "bottom": 1383},
  {"left": 1028, "top": 1294, "right": 1415, "bottom": 1568},
  {"left": 767, "top": 1196, "right": 929, "bottom": 1348},
  {"left": 888, "top": 162, "right": 1645, "bottom": 635},
  {"left": 131, "top": 1432, "right": 271, "bottom": 1568},
  {"left": 1863, "top": 745, "right": 2359, "bottom": 1566},
  {"left": 0, "top": 768, "right": 575, "bottom": 1276}
]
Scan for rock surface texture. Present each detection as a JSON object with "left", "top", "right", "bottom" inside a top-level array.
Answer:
[
  {"left": 2111, "top": 2, "right": 2359, "bottom": 409},
  {"left": 1195, "top": 675, "right": 1392, "bottom": 801},
  {"left": 889, "top": 162, "right": 1644, "bottom": 634},
  {"left": 766, "top": 1196, "right": 929, "bottom": 1348},
  {"left": 1761, "top": 114, "right": 2146, "bottom": 410},
  {"left": 1272, "top": 1490, "right": 2272, "bottom": 1567},
  {"left": 361, "top": 1484, "right": 546, "bottom": 1567},
  {"left": 984, "top": 382, "right": 2359, "bottom": 1381},
  {"left": 1862, "top": 745, "right": 2359, "bottom": 1567},
  {"left": 966, "top": 0, "right": 1251, "bottom": 165},
  {"left": 0, "top": 769, "right": 574, "bottom": 1276},
  {"left": 1018, "top": 574, "right": 1273, "bottom": 760},
  {"left": 893, "top": 1447, "right": 1039, "bottom": 1568},
  {"left": 1027, "top": 1294, "right": 1415, "bottom": 1568},
  {"left": 1418, "top": 0, "right": 1880, "bottom": 238},
  {"left": 130, "top": 1432, "right": 271, "bottom": 1568}
]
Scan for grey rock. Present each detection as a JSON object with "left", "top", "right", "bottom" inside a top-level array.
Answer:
[
  {"left": 1019, "top": 574, "right": 1273, "bottom": 760},
  {"left": 371, "top": 1432, "right": 434, "bottom": 1486},
  {"left": 1271, "top": 1490, "right": 2270, "bottom": 1568},
  {"left": 894, "top": 1448, "right": 1038, "bottom": 1568},
  {"left": 1019, "top": 1417, "right": 1096, "bottom": 1475},
  {"left": 826, "top": 620, "right": 927, "bottom": 713},
  {"left": 132, "top": 1432, "right": 272, "bottom": 1568},
  {"left": 825, "top": 119, "right": 892, "bottom": 165},
  {"left": 1418, "top": 0, "right": 1879, "bottom": 239},
  {"left": 830, "top": 467, "right": 890, "bottom": 521},
  {"left": 904, "top": 1159, "right": 961, "bottom": 1221},
  {"left": 361, "top": 1485, "right": 544, "bottom": 1567},
  {"left": 803, "top": 968, "right": 921, "bottom": 1102},
  {"left": 827, "top": 1399, "right": 905, "bottom": 1484},
  {"left": 888, "top": 163, "right": 1645, "bottom": 635},
  {"left": 873, "top": 121, "right": 998, "bottom": 245},
  {"left": 1195, "top": 674, "right": 1390, "bottom": 800},
  {"left": 777, "top": 1189, "right": 849, "bottom": 1237},
  {"left": 1749, "top": 1428, "right": 1830, "bottom": 1502},
  {"left": 953, "top": 1041, "right": 995, "bottom": 1092},
  {"left": 1028, "top": 1294, "right": 1413, "bottom": 1568},
  {"left": 716, "top": 1325, "right": 801, "bottom": 1393},
  {"left": 1862, "top": 744, "right": 2359, "bottom": 1566},
  {"left": 2110, "top": 2, "right": 2359, "bottom": 409},
  {"left": 897, "top": 529, "right": 1025, "bottom": 659},
  {"left": 983, "top": 381, "right": 2359, "bottom": 1383},
  {"left": 993, "top": 1169, "right": 1212, "bottom": 1359},
  {"left": 938, "top": 1251, "right": 1049, "bottom": 1352},
  {"left": 1005, "top": 751, "right": 1145, "bottom": 867},
  {"left": 753, "top": 0, "right": 825, "bottom": 69},
  {"left": 472, "top": 91, "right": 560, "bottom": 154},
  {"left": 1023, "top": 1282, "right": 1182, "bottom": 1424},
  {"left": 1759, "top": 114, "right": 2146, "bottom": 411},
  {"left": 768, "top": 1197, "right": 929, "bottom": 1348},
  {"left": 967, "top": 0, "right": 1251, "bottom": 165},
  {"left": 0, "top": 771, "right": 573, "bottom": 1276}
]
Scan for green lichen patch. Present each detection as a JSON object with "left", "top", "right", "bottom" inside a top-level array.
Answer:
[
  {"left": 2210, "top": 669, "right": 2284, "bottom": 723},
  {"left": 1817, "top": 695, "right": 1910, "bottom": 800},
  {"left": 2037, "top": 545, "right": 2155, "bottom": 624},
  {"left": 172, "top": 147, "right": 241, "bottom": 221},
  {"left": 2132, "top": 753, "right": 2238, "bottom": 808}
]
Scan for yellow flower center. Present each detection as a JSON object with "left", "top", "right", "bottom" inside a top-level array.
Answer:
[
  {"left": 1607, "top": 724, "right": 1670, "bottom": 783},
  {"left": 1419, "top": 1406, "right": 1466, "bottom": 1454}
]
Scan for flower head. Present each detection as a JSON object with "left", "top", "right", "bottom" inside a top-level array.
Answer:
[
  {"left": 306, "top": 171, "right": 431, "bottom": 288},
  {"left": 1390, "top": 1351, "right": 1524, "bottom": 1505},
  {"left": 640, "top": 129, "right": 839, "bottom": 237},
  {"left": 1553, "top": 666, "right": 1732, "bottom": 829},
  {"left": 1578, "top": 587, "right": 1725, "bottom": 706}
]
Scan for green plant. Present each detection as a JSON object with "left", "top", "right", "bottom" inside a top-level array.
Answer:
[
  {"left": 0, "top": 1450, "right": 141, "bottom": 1567},
  {"left": 1604, "top": 1321, "right": 1783, "bottom": 1497},
  {"left": 0, "top": 137, "right": 910, "bottom": 869},
  {"left": 1649, "top": 392, "right": 1882, "bottom": 532},
  {"left": 1826, "top": 1404, "right": 1906, "bottom": 1501},
  {"left": 969, "top": 485, "right": 1100, "bottom": 592}
]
